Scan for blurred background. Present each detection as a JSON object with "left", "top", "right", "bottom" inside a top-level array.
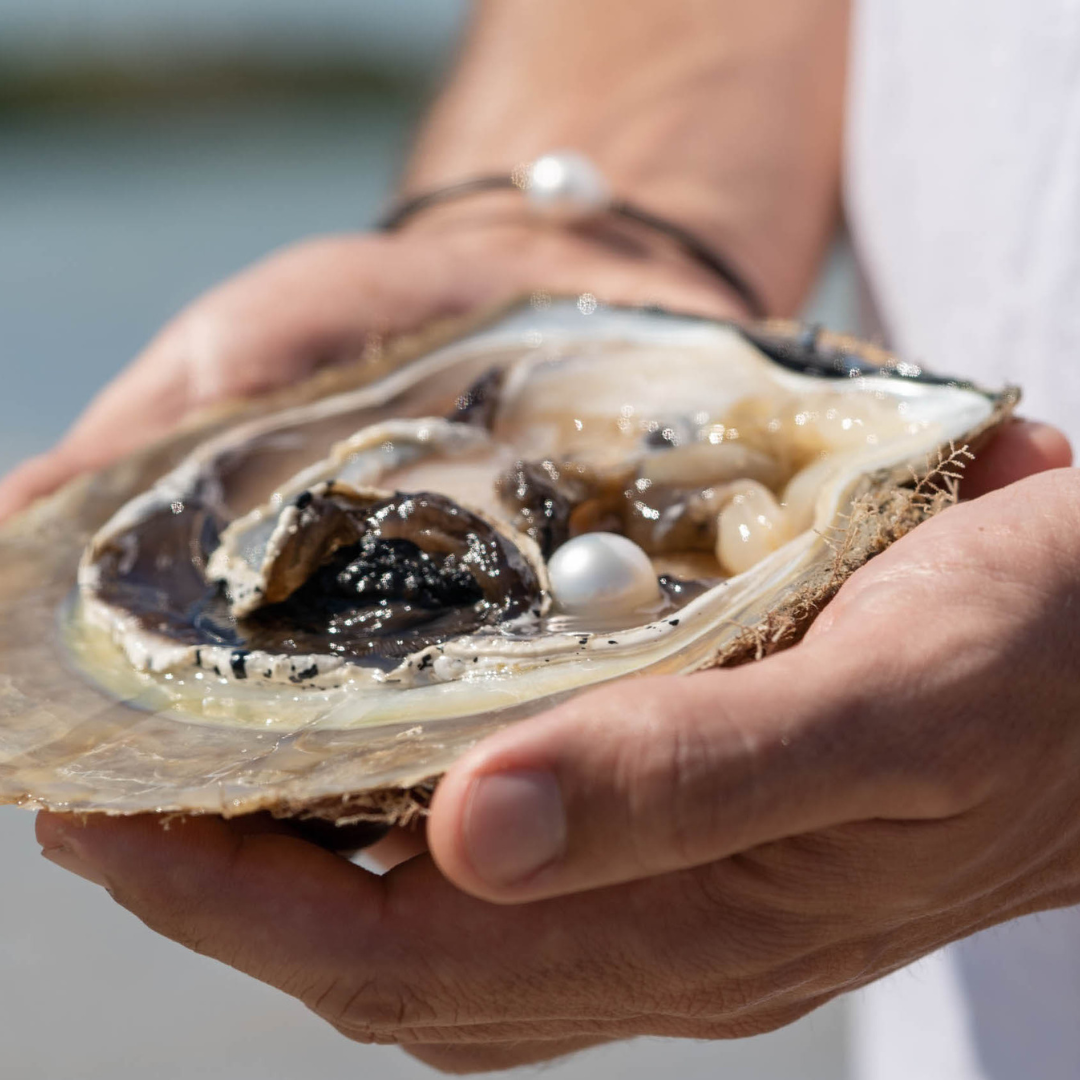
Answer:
[{"left": 0, "top": 3, "right": 855, "bottom": 1077}]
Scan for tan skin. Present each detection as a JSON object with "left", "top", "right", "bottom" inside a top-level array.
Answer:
[{"left": 5, "top": 0, "right": 1079, "bottom": 1073}]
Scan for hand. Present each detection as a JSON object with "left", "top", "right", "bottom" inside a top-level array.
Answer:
[
  {"left": 34, "top": 423, "right": 1078, "bottom": 1074},
  {"left": 0, "top": 219, "right": 738, "bottom": 523}
]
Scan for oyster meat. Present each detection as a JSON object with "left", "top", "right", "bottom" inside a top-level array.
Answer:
[{"left": 0, "top": 300, "right": 1014, "bottom": 821}]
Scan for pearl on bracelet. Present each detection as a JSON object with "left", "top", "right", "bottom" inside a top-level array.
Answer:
[
  {"left": 547, "top": 532, "right": 660, "bottom": 616},
  {"left": 524, "top": 151, "right": 612, "bottom": 221}
]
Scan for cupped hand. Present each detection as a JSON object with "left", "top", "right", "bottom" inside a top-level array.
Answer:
[{"left": 34, "top": 425, "right": 1079, "bottom": 1074}]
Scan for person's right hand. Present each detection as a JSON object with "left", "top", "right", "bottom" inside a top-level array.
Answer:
[{"left": 0, "top": 217, "right": 743, "bottom": 523}]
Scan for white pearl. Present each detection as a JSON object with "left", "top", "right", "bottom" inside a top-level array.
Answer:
[
  {"left": 548, "top": 532, "right": 660, "bottom": 616},
  {"left": 524, "top": 151, "right": 612, "bottom": 221}
]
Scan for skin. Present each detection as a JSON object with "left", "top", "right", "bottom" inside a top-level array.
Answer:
[{"left": 5, "top": 0, "right": 1079, "bottom": 1073}]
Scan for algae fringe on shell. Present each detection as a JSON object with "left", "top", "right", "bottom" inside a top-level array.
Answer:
[{"left": 0, "top": 300, "right": 1016, "bottom": 825}]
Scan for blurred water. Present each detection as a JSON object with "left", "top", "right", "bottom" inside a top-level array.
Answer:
[
  {"left": 0, "top": 0, "right": 467, "bottom": 75},
  {"left": 0, "top": 95, "right": 850, "bottom": 1079},
  {"left": 0, "top": 95, "right": 417, "bottom": 471}
]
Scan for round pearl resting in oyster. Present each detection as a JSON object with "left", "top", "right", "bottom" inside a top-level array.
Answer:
[{"left": 0, "top": 300, "right": 1013, "bottom": 820}]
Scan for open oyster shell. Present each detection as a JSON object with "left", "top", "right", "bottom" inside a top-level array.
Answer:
[{"left": 0, "top": 300, "right": 1016, "bottom": 823}]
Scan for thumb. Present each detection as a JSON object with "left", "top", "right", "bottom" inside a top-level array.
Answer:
[
  {"left": 428, "top": 641, "right": 913, "bottom": 904},
  {"left": 961, "top": 418, "right": 1072, "bottom": 500}
]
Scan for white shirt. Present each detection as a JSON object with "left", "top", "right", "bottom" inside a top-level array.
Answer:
[{"left": 847, "top": 1, "right": 1080, "bottom": 1077}]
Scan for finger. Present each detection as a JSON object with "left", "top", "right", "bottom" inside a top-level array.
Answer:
[
  {"left": 0, "top": 452, "right": 84, "bottom": 524},
  {"left": 961, "top": 418, "right": 1072, "bottom": 500},
  {"left": 33, "top": 810, "right": 835, "bottom": 1042},
  {"left": 426, "top": 627, "right": 944, "bottom": 905}
]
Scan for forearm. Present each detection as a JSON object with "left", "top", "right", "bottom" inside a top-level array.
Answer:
[{"left": 406, "top": 0, "right": 850, "bottom": 314}]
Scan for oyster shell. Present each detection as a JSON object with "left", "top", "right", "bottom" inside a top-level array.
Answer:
[{"left": 0, "top": 300, "right": 1015, "bottom": 822}]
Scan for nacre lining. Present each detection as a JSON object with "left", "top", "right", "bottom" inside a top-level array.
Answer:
[{"left": 68, "top": 301, "right": 1001, "bottom": 735}]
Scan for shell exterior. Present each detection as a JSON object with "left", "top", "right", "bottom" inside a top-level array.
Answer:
[{"left": 0, "top": 300, "right": 1016, "bottom": 823}]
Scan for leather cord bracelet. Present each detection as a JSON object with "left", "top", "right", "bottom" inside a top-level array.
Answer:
[{"left": 376, "top": 151, "right": 767, "bottom": 319}]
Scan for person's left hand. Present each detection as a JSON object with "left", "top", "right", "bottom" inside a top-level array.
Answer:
[{"left": 34, "top": 425, "right": 1080, "bottom": 1074}]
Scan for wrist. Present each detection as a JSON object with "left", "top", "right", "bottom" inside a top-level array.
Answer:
[
  {"left": 403, "top": 0, "right": 849, "bottom": 315},
  {"left": 395, "top": 203, "right": 754, "bottom": 323},
  {"left": 386, "top": 153, "right": 763, "bottom": 317}
]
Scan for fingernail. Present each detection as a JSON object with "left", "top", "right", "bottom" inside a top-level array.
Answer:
[
  {"left": 41, "top": 844, "right": 110, "bottom": 889},
  {"left": 462, "top": 770, "right": 567, "bottom": 887}
]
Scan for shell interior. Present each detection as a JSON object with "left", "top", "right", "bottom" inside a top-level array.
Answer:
[{"left": 0, "top": 301, "right": 1011, "bottom": 820}]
